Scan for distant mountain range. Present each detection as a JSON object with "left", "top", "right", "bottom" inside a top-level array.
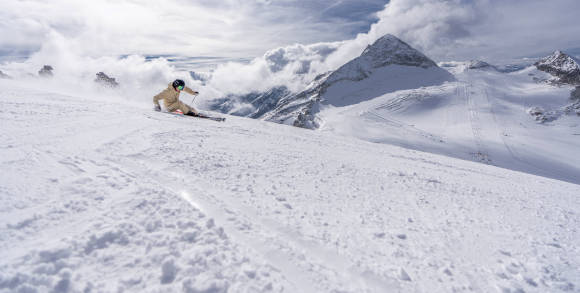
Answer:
[
  {"left": 204, "top": 34, "right": 580, "bottom": 184},
  {"left": 209, "top": 35, "right": 579, "bottom": 131}
]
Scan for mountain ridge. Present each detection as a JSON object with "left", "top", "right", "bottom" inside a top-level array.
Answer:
[
  {"left": 264, "top": 34, "right": 454, "bottom": 128},
  {"left": 535, "top": 50, "right": 580, "bottom": 85}
]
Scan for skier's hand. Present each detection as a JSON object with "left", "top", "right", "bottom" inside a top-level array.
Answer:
[
  {"left": 154, "top": 105, "right": 161, "bottom": 112},
  {"left": 193, "top": 91, "right": 199, "bottom": 95}
]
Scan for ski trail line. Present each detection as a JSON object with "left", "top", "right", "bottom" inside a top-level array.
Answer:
[{"left": 463, "top": 82, "right": 492, "bottom": 164}]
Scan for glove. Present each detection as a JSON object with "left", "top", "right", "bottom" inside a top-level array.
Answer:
[
  {"left": 193, "top": 91, "right": 199, "bottom": 95},
  {"left": 154, "top": 105, "right": 161, "bottom": 112}
]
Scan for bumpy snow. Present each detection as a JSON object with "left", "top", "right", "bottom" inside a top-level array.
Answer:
[{"left": 1, "top": 80, "right": 579, "bottom": 293}]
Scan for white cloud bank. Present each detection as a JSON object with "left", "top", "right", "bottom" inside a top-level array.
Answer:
[{"left": 0, "top": 0, "right": 381, "bottom": 58}]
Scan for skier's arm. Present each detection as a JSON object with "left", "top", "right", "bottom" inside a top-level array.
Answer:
[
  {"left": 153, "top": 92, "right": 163, "bottom": 109},
  {"left": 183, "top": 87, "right": 199, "bottom": 96}
]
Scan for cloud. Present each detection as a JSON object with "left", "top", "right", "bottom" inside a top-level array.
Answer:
[
  {"left": 345, "top": 0, "right": 580, "bottom": 63},
  {"left": 206, "top": 0, "right": 580, "bottom": 99},
  {"left": 0, "top": 0, "right": 383, "bottom": 59},
  {"left": 207, "top": 41, "right": 342, "bottom": 94},
  {"left": 0, "top": 31, "right": 200, "bottom": 107},
  {"left": 0, "top": 0, "right": 385, "bottom": 105}
]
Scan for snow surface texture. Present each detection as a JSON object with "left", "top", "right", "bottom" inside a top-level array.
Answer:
[
  {"left": 1, "top": 80, "right": 579, "bottom": 293},
  {"left": 263, "top": 34, "right": 454, "bottom": 128}
]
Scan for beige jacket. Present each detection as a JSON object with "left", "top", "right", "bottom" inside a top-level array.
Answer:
[{"left": 153, "top": 83, "right": 199, "bottom": 114}]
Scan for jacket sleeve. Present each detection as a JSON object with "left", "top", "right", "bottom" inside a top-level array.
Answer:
[
  {"left": 153, "top": 91, "right": 163, "bottom": 107},
  {"left": 184, "top": 87, "right": 198, "bottom": 96}
]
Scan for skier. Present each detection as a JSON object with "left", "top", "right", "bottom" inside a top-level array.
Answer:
[{"left": 153, "top": 79, "right": 201, "bottom": 116}]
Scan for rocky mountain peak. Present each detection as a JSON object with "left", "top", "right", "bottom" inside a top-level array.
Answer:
[
  {"left": 263, "top": 34, "right": 453, "bottom": 129},
  {"left": 535, "top": 51, "right": 580, "bottom": 85},
  {"left": 360, "top": 34, "right": 437, "bottom": 68}
]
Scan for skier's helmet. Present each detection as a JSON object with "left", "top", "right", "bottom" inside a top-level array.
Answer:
[{"left": 172, "top": 79, "right": 185, "bottom": 90}]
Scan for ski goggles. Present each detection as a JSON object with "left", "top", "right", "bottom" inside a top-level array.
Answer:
[{"left": 177, "top": 85, "right": 184, "bottom": 90}]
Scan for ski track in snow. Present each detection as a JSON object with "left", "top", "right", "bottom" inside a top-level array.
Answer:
[
  {"left": 1, "top": 84, "right": 580, "bottom": 293},
  {"left": 462, "top": 82, "right": 492, "bottom": 165},
  {"left": 365, "top": 111, "right": 444, "bottom": 144}
]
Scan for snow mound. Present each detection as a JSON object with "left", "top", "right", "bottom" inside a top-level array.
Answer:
[{"left": 535, "top": 51, "right": 580, "bottom": 85}]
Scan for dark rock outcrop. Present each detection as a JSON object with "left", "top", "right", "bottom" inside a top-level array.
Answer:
[
  {"left": 209, "top": 86, "right": 292, "bottom": 119},
  {"left": 535, "top": 51, "right": 580, "bottom": 85},
  {"left": 94, "top": 72, "right": 119, "bottom": 88},
  {"left": 38, "top": 65, "right": 54, "bottom": 77},
  {"left": 527, "top": 106, "right": 559, "bottom": 123},
  {"left": 572, "top": 86, "right": 580, "bottom": 100}
]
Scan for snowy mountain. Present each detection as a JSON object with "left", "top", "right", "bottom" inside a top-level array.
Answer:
[
  {"left": 263, "top": 34, "right": 455, "bottom": 128},
  {"left": 200, "top": 37, "right": 580, "bottom": 185},
  {"left": 208, "top": 86, "right": 292, "bottom": 119},
  {"left": 535, "top": 51, "right": 580, "bottom": 85},
  {"left": 315, "top": 59, "right": 580, "bottom": 184},
  {"left": 1, "top": 80, "right": 579, "bottom": 293}
]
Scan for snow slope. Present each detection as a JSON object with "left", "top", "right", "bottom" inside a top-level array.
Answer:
[
  {"left": 319, "top": 64, "right": 580, "bottom": 185},
  {"left": 1, "top": 80, "right": 579, "bottom": 293}
]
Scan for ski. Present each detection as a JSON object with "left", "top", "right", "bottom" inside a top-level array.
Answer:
[
  {"left": 197, "top": 116, "right": 226, "bottom": 122},
  {"left": 160, "top": 110, "right": 226, "bottom": 122}
]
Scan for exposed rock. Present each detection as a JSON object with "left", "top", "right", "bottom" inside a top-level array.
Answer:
[
  {"left": 38, "top": 65, "right": 54, "bottom": 77},
  {"left": 564, "top": 102, "right": 580, "bottom": 116},
  {"left": 527, "top": 106, "right": 559, "bottom": 123},
  {"left": 262, "top": 73, "right": 330, "bottom": 129},
  {"left": 535, "top": 51, "right": 580, "bottom": 85},
  {"left": 572, "top": 86, "right": 580, "bottom": 100},
  {"left": 94, "top": 72, "right": 119, "bottom": 88},
  {"left": 566, "top": 86, "right": 580, "bottom": 116},
  {"left": 209, "top": 86, "right": 292, "bottom": 119},
  {"left": 325, "top": 34, "right": 439, "bottom": 86},
  {"left": 467, "top": 60, "right": 496, "bottom": 70}
]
